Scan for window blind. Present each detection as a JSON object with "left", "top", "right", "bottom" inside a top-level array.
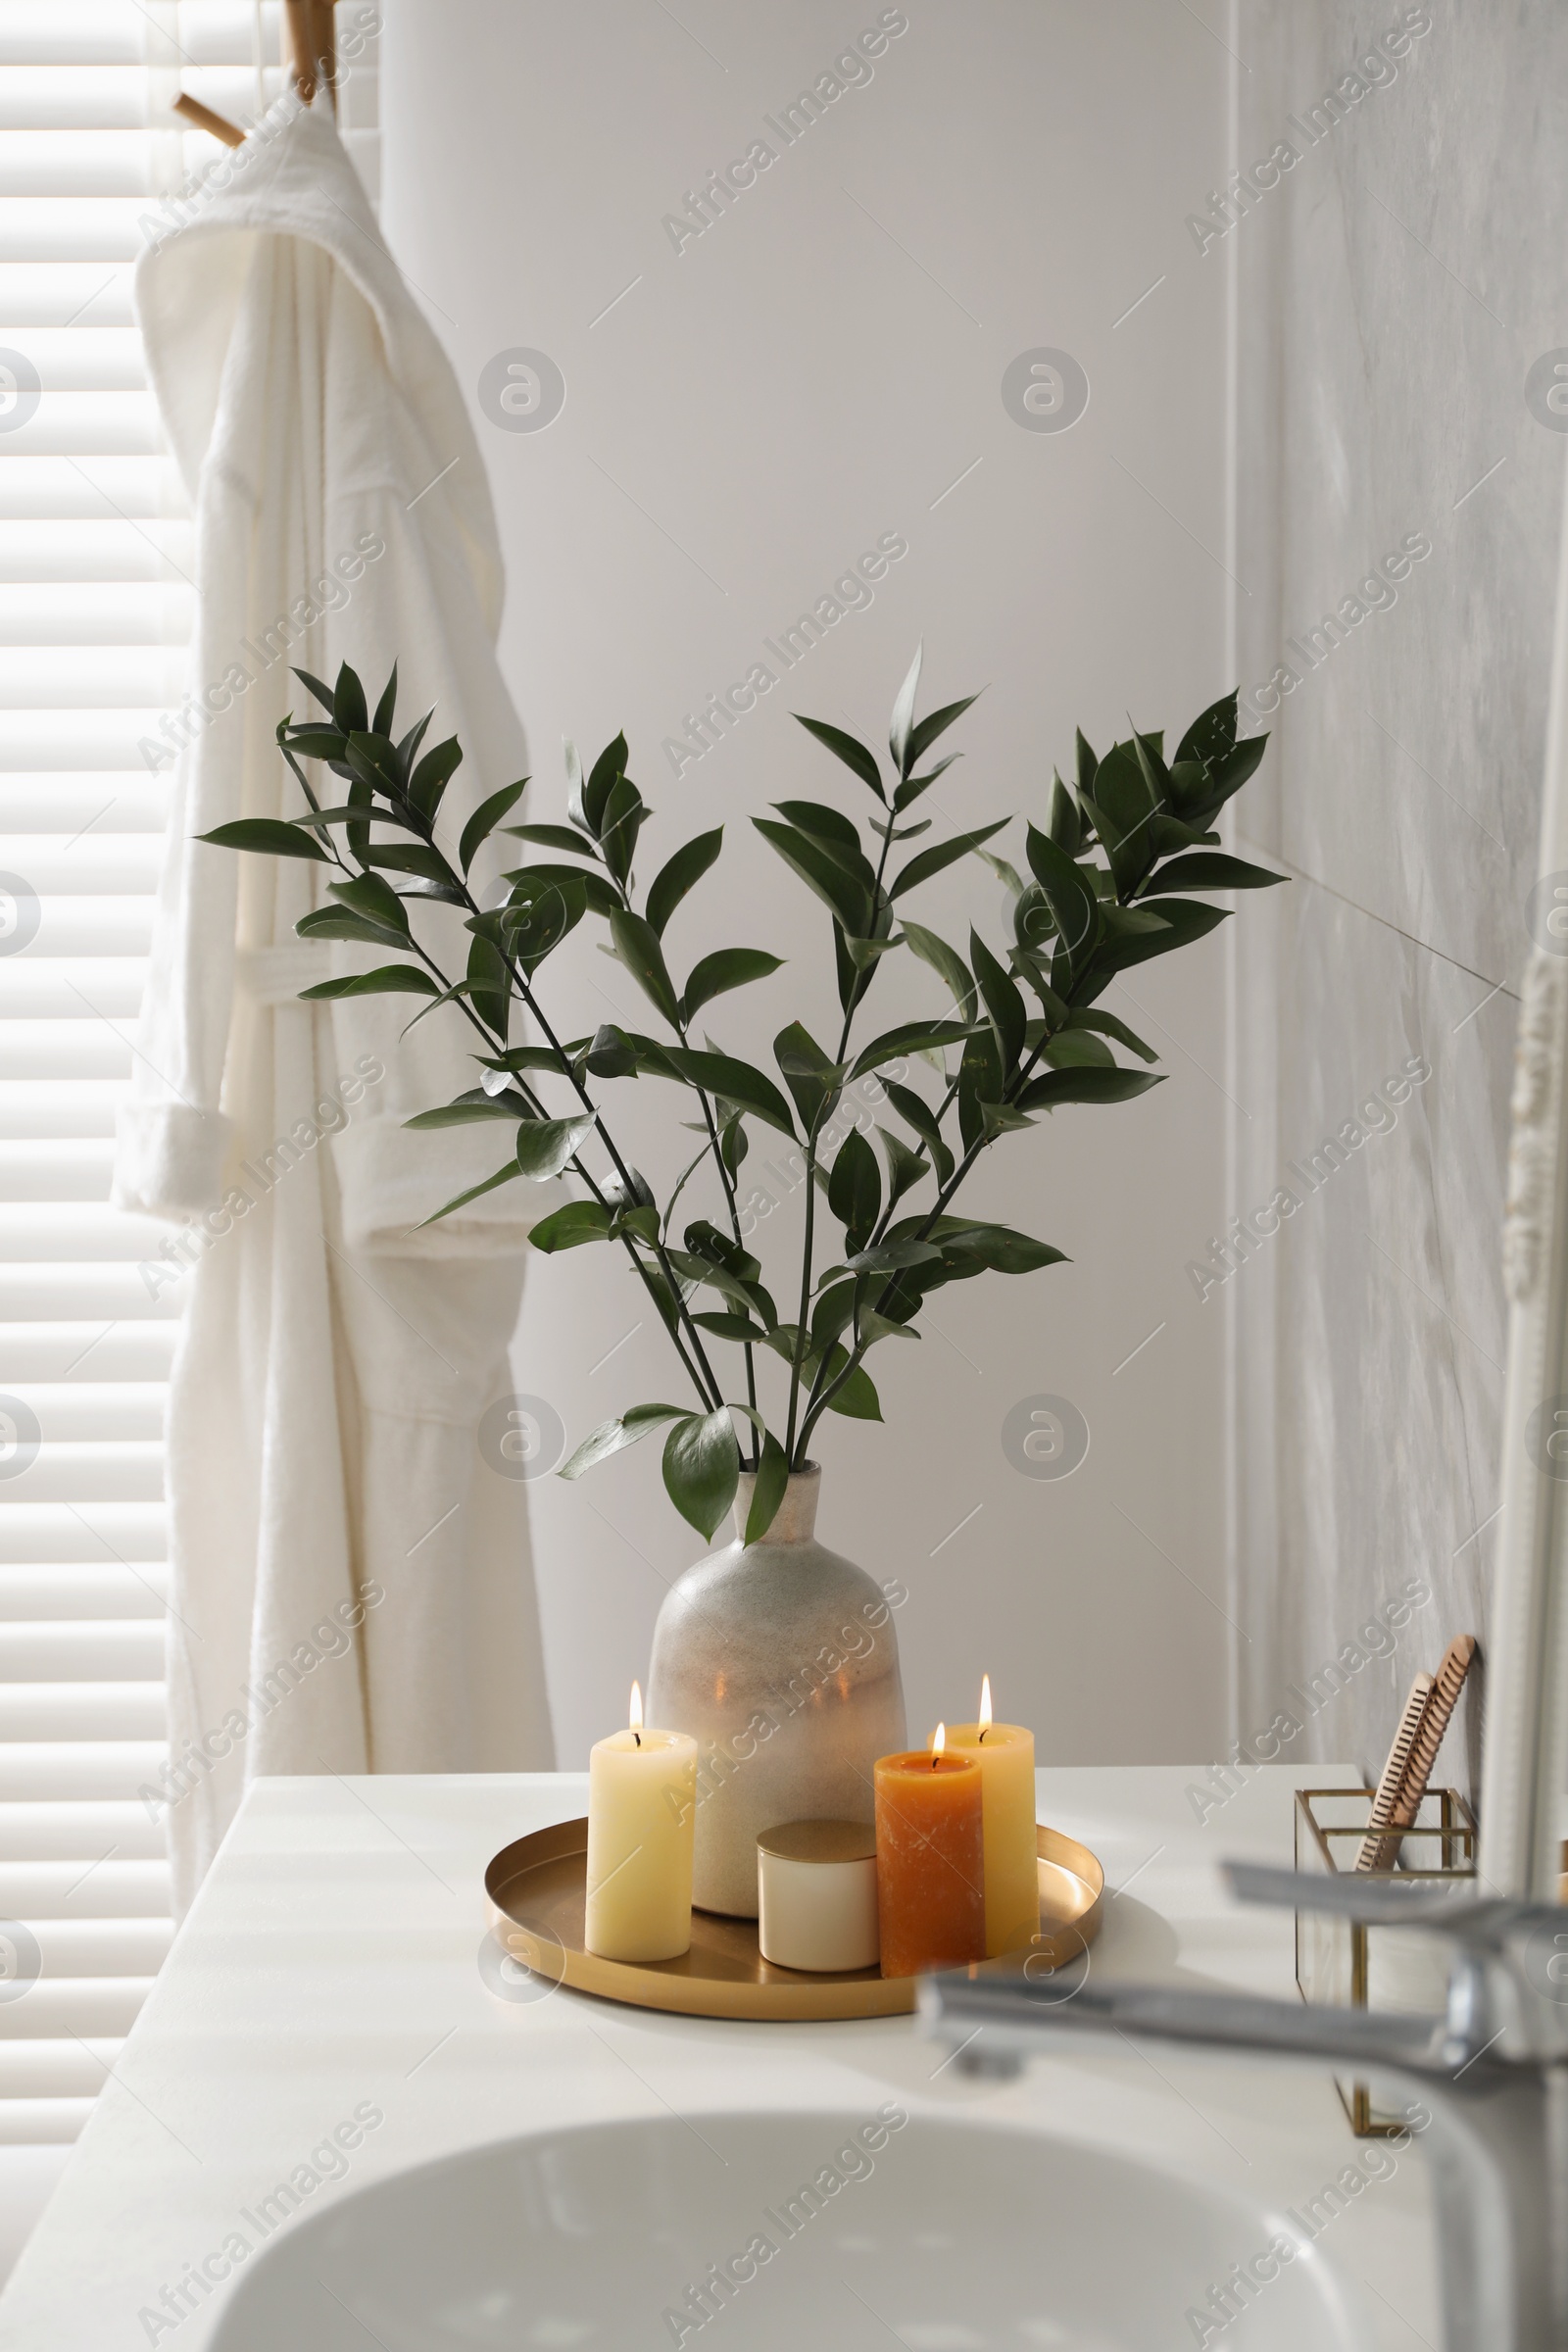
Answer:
[{"left": 0, "top": 0, "right": 378, "bottom": 2275}]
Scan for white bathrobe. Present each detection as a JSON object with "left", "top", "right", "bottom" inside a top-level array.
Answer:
[{"left": 114, "top": 98, "right": 554, "bottom": 1908}]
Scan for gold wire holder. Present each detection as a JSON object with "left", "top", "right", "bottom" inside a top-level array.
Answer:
[{"left": 1294, "top": 1785, "right": 1477, "bottom": 2136}]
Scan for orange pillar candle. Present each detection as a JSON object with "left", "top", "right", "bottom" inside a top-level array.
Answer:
[
  {"left": 945, "top": 1676, "right": 1039, "bottom": 1958},
  {"left": 873, "top": 1725, "right": 986, "bottom": 1978}
]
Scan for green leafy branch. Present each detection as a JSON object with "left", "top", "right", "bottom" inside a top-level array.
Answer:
[{"left": 199, "top": 649, "right": 1278, "bottom": 1546}]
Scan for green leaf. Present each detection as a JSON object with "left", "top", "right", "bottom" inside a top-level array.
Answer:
[
  {"left": 889, "top": 642, "right": 922, "bottom": 776},
  {"left": 198, "top": 817, "right": 330, "bottom": 862},
  {"left": 744, "top": 1431, "right": 790, "bottom": 1544},
  {"left": 969, "top": 928, "right": 1026, "bottom": 1076},
  {"left": 860, "top": 1308, "right": 920, "bottom": 1347},
  {"left": 284, "top": 725, "right": 351, "bottom": 768},
  {"left": 690, "top": 1309, "right": 768, "bottom": 1342},
  {"left": 1148, "top": 852, "right": 1285, "bottom": 893},
  {"left": 876, "top": 1124, "right": 931, "bottom": 1214},
  {"left": 1048, "top": 773, "right": 1081, "bottom": 854},
  {"left": 396, "top": 710, "right": 434, "bottom": 777},
  {"left": 1075, "top": 793, "right": 1144, "bottom": 900},
  {"left": 1075, "top": 727, "right": 1099, "bottom": 798},
  {"left": 504, "top": 882, "right": 580, "bottom": 972},
  {"left": 824, "top": 1360, "right": 881, "bottom": 1420},
  {"left": 330, "top": 872, "right": 410, "bottom": 935},
  {"left": 844, "top": 1237, "right": 943, "bottom": 1271},
  {"left": 465, "top": 922, "right": 510, "bottom": 1033},
  {"left": 300, "top": 965, "right": 441, "bottom": 1001},
  {"left": 479, "top": 1044, "right": 576, "bottom": 1075},
  {"left": 408, "top": 736, "right": 463, "bottom": 821},
  {"left": 514, "top": 1113, "right": 596, "bottom": 1179},
  {"left": 1174, "top": 689, "right": 1239, "bottom": 771},
  {"left": 663, "top": 1250, "right": 763, "bottom": 1315},
  {"left": 892, "top": 753, "right": 959, "bottom": 813},
  {"left": 405, "top": 1092, "right": 524, "bottom": 1128},
  {"left": 827, "top": 1127, "right": 881, "bottom": 1253},
  {"left": 848, "top": 1018, "right": 976, "bottom": 1081},
  {"left": 883, "top": 1080, "right": 955, "bottom": 1185},
  {"left": 810, "top": 1278, "right": 858, "bottom": 1350},
  {"left": 843, "top": 934, "right": 905, "bottom": 972},
  {"left": 975, "top": 847, "right": 1027, "bottom": 899},
  {"left": 1084, "top": 895, "right": 1227, "bottom": 978},
  {"left": 772, "top": 799, "right": 864, "bottom": 854},
  {"left": 1042, "top": 1029, "right": 1114, "bottom": 1069},
  {"left": 644, "top": 827, "right": 722, "bottom": 939},
  {"left": 655, "top": 1047, "right": 798, "bottom": 1139},
  {"left": 1130, "top": 726, "right": 1173, "bottom": 819},
  {"left": 584, "top": 1022, "right": 640, "bottom": 1080},
  {"left": 292, "top": 666, "right": 338, "bottom": 717},
  {"left": 416, "top": 1158, "right": 528, "bottom": 1227},
  {"left": 289, "top": 804, "right": 420, "bottom": 836},
  {"left": 793, "top": 716, "right": 885, "bottom": 801},
  {"left": 774, "top": 1020, "right": 843, "bottom": 1134},
  {"left": 900, "top": 919, "right": 977, "bottom": 1021},
  {"left": 906, "top": 693, "right": 979, "bottom": 770},
  {"left": 890, "top": 817, "right": 1010, "bottom": 901},
  {"left": 528, "top": 1200, "right": 615, "bottom": 1251},
  {"left": 344, "top": 730, "right": 404, "bottom": 806},
  {"left": 680, "top": 947, "right": 784, "bottom": 1022},
  {"left": 1067, "top": 1007, "right": 1158, "bottom": 1062},
  {"left": 583, "top": 734, "right": 627, "bottom": 838},
  {"left": 500, "top": 821, "right": 597, "bottom": 857},
  {"left": 364, "top": 841, "right": 461, "bottom": 887},
  {"left": 936, "top": 1221, "right": 1067, "bottom": 1275},
  {"left": 460, "top": 780, "right": 528, "bottom": 874},
  {"left": 332, "top": 662, "right": 368, "bottom": 736},
  {"left": 662, "top": 1409, "right": 741, "bottom": 1541},
  {"left": 296, "top": 906, "right": 406, "bottom": 950},
  {"left": 1091, "top": 741, "right": 1156, "bottom": 845},
  {"left": 609, "top": 907, "right": 681, "bottom": 1025},
  {"left": 1022, "top": 826, "right": 1098, "bottom": 962},
  {"left": 371, "top": 665, "right": 398, "bottom": 739},
  {"left": 559, "top": 1402, "right": 689, "bottom": 1480},
  {"left": 957, "top": 1024, "right": 1004, "bottom": 1153},
  {"left": 1013, "top": 1067, "right": 1165, "bottom": 1112},
  {"left": 753, "top": 818, "right": 872, "bottom": 937},
  {"left": 599, "top": 772, "right": 647, "bottom": 889}
]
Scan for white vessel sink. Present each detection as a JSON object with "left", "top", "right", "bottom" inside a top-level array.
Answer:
[{"left": 208, "top": 2108, "right": 1372, "bottom": 2350}]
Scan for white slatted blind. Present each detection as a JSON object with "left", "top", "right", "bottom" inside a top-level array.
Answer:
[{"left": 0, "top": 0, "right": 378, "bottom": 2273}]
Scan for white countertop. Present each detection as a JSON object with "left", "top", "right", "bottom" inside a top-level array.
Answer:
[{"left": 0, "top": 1765, "right": 1439, "bottom": 2351}]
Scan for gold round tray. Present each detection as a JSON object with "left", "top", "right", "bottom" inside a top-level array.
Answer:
[{"left": 485, "top": 1818, "right": 1103, "bottom": 2021}]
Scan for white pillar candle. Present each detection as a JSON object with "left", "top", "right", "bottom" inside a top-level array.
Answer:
[
  {"left": 757, "top": 1819, "right": 880, "bottom": 1973},
  {"left": 585, "top": 1683, "right": 698, "bottom": 1963}
]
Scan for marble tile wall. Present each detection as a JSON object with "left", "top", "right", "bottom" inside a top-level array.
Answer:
[{"left": 1230, "top": 0, "right": 1568, "bottom": 1795}]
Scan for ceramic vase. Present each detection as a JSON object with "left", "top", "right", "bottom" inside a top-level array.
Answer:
[{"left": 645, "top": 1464, "right": 906, "bottom": 1917}]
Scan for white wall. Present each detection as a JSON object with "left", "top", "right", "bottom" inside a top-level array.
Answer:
[{"left": 382, "top": 0, "right": 1235, "bottom": 1771}]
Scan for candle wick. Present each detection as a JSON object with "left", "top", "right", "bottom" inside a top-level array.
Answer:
[
  {"left": 633, "top": 1731, "right": 641, "bottom": 1748},
  {"left": 930, "top": 1752, "right": 938, "bottom": 1769},
  {"left": 979, "top": 1727, "right": 987, "bottom": 1743}
]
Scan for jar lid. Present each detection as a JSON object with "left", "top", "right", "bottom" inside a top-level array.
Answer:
[{"left": 757, "top": 1818, "right": 876, "bottom": 1864}]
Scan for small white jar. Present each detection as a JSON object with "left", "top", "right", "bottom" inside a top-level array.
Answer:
[{"left": 757, "top": 1819, "right": 880, "bottom": 1973}]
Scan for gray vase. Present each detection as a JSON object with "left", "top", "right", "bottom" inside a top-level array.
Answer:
[{"left": 645, "top": 1464, "right": 906, "bottom": 1917}]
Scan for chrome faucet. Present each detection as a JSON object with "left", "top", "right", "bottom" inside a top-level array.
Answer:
[{"left": 919, "top": 1863, "right": 1568, "bottom": 2352}]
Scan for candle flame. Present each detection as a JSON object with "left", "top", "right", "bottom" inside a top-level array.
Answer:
[
  {"left": 979, "top": 1674, "right": 992, "bottom": 1739},
  {"left": 931, "top": 1720, "right": 946, "bottom": 1768},
  {"left": 629, "top": 1680, "right": 643, "bottom": 1740}
]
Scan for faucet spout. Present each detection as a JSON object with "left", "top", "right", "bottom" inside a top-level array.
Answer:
[{"left": 919, "top": 1865, "right": 1568, "bottom": 2352}]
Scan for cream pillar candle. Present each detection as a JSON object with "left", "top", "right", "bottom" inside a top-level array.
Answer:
[
  {"left": 945, "top": 1677, "right": 1038, "bottom": 1957},
  {"left": 585, "top": 1683, "right": 698, "bottom": 1963}
]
